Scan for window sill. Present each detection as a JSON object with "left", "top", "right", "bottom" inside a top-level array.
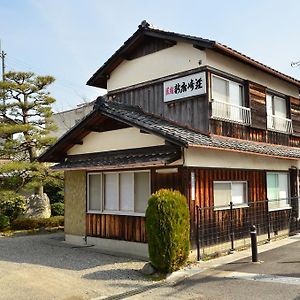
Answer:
[
  {"left": 87, "top": 210, "right": 145, "bottom": 217},
  {"left": 269, "top": 206, "right": 292, "bottom": 212},
  {"left": 211, "top": 116, "right": 251, "bottom": 126},
  {"left": 267, "top": 127, "right": 292, "bottom": 135},
  {"left": 214, "top": 204, "right": 249, "bottom": 211}
]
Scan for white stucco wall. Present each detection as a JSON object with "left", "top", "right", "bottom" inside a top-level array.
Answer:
[
  {"left": 107, "top": 42, "right": 206, "bottom": 91},
  {"left": 184, "top": 147, "right": 299, "bottom": 171},
  {"left": 67, "top": 127, "right": 165, "bottom": 155},
  {"left": 107, "top": 41, "right": 299, "bottom": 98}
]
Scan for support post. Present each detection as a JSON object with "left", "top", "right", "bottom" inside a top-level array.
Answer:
[
  {"left": 196, "top": 205, "right": 200, "bottom": 261},
  {"left": 250, "top": 225, "right": 258, "bottom": 262},
  {"left": 230, "top": 201, "right": 234, "bottom": 251}
]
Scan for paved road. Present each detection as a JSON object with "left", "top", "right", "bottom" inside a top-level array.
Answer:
[
  {"left": 0, "top": 233, "right": 151, "bottom": 300},
  {"left": 129, "top": 236, "right": 300, "bottom": 300}
]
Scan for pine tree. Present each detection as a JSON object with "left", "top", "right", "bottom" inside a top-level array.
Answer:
[{"left": 0, "top": 71, "right": 58, "bottom": 195}]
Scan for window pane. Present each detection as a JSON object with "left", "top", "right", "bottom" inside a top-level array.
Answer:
[
  {"left": 274, "top": 96, "right": 287, "bottom": 118},
  {"left": 214, "top": 182, "right": 231, "bottom": 207},
  {"left": 134, "top": 172, "right": 150, "bottom": 213},
  {"left": 267, "top": 173, "right": 278, "bottom": 200},
  {"left": 231, "top": 182, "right": 245, "bottom": 205},
  {"left": 212, "top": 76, "right": 228, "bottom": 102},
  {"left": 119, "top": 172, "right": 134, "bottom": 211},
  {"left": 278, "top": 173, "right": 289, "bottom": 207},
  {"left": 88, "top": 174, "right": 102, "bottom": 211},
  {"left": 104, "top": 173, "right": 119, "bottom": 211},
  {"left": 229, "top": 81, "right": 243, "bottom": 106}
]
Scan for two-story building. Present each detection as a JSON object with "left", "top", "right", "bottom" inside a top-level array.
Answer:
[{"left": 39, "top": 21, "right": 300, "bottom": 259}]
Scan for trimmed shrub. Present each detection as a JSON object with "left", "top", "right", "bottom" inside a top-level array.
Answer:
[
  {"left": 51, "top": 203, "right": 64, "bottom": 216},
  {"left": 11, "top": 216, "right": 64, "bottom": 230},
  {"left": 146, "top": 189, "right": 190, "bottom": 273},
  {"left": 0, "top": 190, "right": 26, "bottom": 221},
  {"left": 0, "top": 214, "right": 10, "bottom": 230}
]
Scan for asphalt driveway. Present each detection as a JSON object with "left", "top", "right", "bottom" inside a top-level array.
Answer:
[{"left": 0, "top": 233, "right": 152, "bottom": 300}]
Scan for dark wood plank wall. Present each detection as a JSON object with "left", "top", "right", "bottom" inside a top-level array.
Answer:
[
  {"left": 86, "top": 167, "right": 292, "bottom": 245},
  {"left": 291, "top": 96, "right": 300, "bottom": 136},
  {"left": 111, "top": 82, "right": 209, "bottom": 133},
  {"left": 249, "top": 82, "right": 267, "bottom": 130},
  {"left": 126, "top": 36, "right": 175, "bottom": 60},
  {"left": 86, "top": 214, "right": 147, "bottom": 243}
]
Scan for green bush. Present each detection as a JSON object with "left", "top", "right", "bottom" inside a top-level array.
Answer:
[
  {"left": 51, "top": 203, "right": 64, "bottom": 216},
  {"left": 146, "top": 189, "right": 190, "bottom": 273},
  {"left": 0, "top": 190, "right": 26, "bottom": 221},
  {"left": 44, "top": 175, "right": 64, "bottom": 204},
  {"left": 0, "top": 214, "right": 10, "bottom": 230},
  {"left": 11, "top": 216, "right": 64, "bottom": 230}
]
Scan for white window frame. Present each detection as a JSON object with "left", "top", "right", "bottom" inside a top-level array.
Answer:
[
  {"left": 266, "top": 93, "right": 292, "bottom": 134},
  {"left": 267, "top": 172, "right": 291, "bottom": 212},
  {"left": 211, "top": 74, "right": 245, "bottom": 106},
  {"left": 211, "top": 74, "right": 251, "bottom": 125},
  {"left": 213, "top": 181, "right": 248, "bottom": 210},
  {"left": 87, "top": 170, "right": 151, "bottom": 217}
]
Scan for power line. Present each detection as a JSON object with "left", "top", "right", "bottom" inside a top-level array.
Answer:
[{"left": 291, "top": 61, "right": 300, "bottom": 67}]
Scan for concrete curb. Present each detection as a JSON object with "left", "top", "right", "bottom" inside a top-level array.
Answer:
[{"left": 166, "top": 234, "right": 300, "bottom": 283}]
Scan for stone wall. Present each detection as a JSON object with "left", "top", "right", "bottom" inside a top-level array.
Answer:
[{"left": 64, "top": 170, "right": 86, "bottom": 236}]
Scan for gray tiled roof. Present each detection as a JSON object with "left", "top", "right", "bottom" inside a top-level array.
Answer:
[
  {"left": 95, "top": 98, "right": 300, "bottom": 159},
  {"left": 52, "top": 145, "right": 181, "bottom": 170}
]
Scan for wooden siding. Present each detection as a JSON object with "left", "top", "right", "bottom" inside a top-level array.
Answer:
[
  {"left": 291, "top": 96, "right": 300, "bottom": 135},
  {"left": 86, "top": 214, "right": 147, "bottom": 243},
  {"left": 111, "top": 81, "right": 209, "bottom": 133},
  {"left": 249, "top": 82, "right": 267, "bottom": 130},
  {"left": 189, "top": 168, "right": 267, "bottom": 245},
  {"left": 210, "top": 119, "right": 300, "bottom": 147},
  {"left": 126, "top": 36, "right": 175, "bottom": 60}
]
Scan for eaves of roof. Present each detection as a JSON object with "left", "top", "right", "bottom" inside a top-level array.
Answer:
[
  {"left": 87, "top": 21, "right": 300, "bottom": 89},
  {"left": 39, "top": 97, "right": 300, "bottom": 163}
]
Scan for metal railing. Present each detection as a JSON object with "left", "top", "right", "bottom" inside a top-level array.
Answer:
[
  {"left": 211, "top": 99, "right": 251, "bottom": 125},
  {"left": 267, "top": 114, "right": 293, "bottom": 134},
  {"left": 195, "top": 197, "right": 299, "bottom": 260}
]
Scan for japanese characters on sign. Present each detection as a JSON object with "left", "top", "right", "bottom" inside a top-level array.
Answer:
[{"left": 163, "top": 72, "right": 206, "bottom": 102}]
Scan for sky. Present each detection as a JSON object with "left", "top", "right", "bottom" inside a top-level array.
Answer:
[{"left": 1, "top": 0, "right": 300, "bottom": 113}]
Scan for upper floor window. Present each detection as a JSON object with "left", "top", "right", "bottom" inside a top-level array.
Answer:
[
  {"left": 266, "top": 94, "right": 293, "bottom": 134},
  {"left": 211, "top": 74, "right": 251, "bottom": 125}
]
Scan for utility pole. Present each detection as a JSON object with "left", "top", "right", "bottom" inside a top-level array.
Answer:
[{"left": 0, "top": 40, "right": 7, "bottom": 116}]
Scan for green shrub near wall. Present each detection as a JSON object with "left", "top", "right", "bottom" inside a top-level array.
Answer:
[
  {"left": 51, "top": 203, "right": 64, "bottom": 216},
  {"left": 0, "top": 214, "right": 10, "bottom": 230},
  {"left": 146, "top": 189, "right": 190, "bottom": 273},
  {"left": 11, "top": 216, "right": 64, "bottom": 230}
]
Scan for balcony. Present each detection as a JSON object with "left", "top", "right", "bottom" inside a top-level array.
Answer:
[
  {"left": 267, "top": 115, "right": 293, "bottom": 134},
  {"left": 211, "top": 99, "right": 251, "bottom": 126}
]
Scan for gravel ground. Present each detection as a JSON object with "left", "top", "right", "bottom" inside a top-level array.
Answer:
[{"left": 0, "top": 233, "right": 153, "bottom": 300}]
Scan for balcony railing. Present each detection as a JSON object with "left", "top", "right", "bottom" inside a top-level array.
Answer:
[
  {"left": 211, "top": 99, "right": 251, "bottom": 125},
  {"left": 267, "top": 115, "right": 293, "bottom": 134}
]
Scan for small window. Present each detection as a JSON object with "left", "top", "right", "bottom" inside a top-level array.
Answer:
[
  {"left": 87, "top": 171, "right": 150, "bottom": 215},
  {"left": 211, "top": 75, "right": 250, "bottom": 125},
  {"left": 211, "top": 75, "right": 244, "bottom": 106},
  {"left": 266, "top": 94, "right": 292, "bottom": 133},
  {"left": 213, "top": 181, "right": 248, "bottom": 209},
  {"left": 267, "top": 172, "right": 290, "bottom": 210}
]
